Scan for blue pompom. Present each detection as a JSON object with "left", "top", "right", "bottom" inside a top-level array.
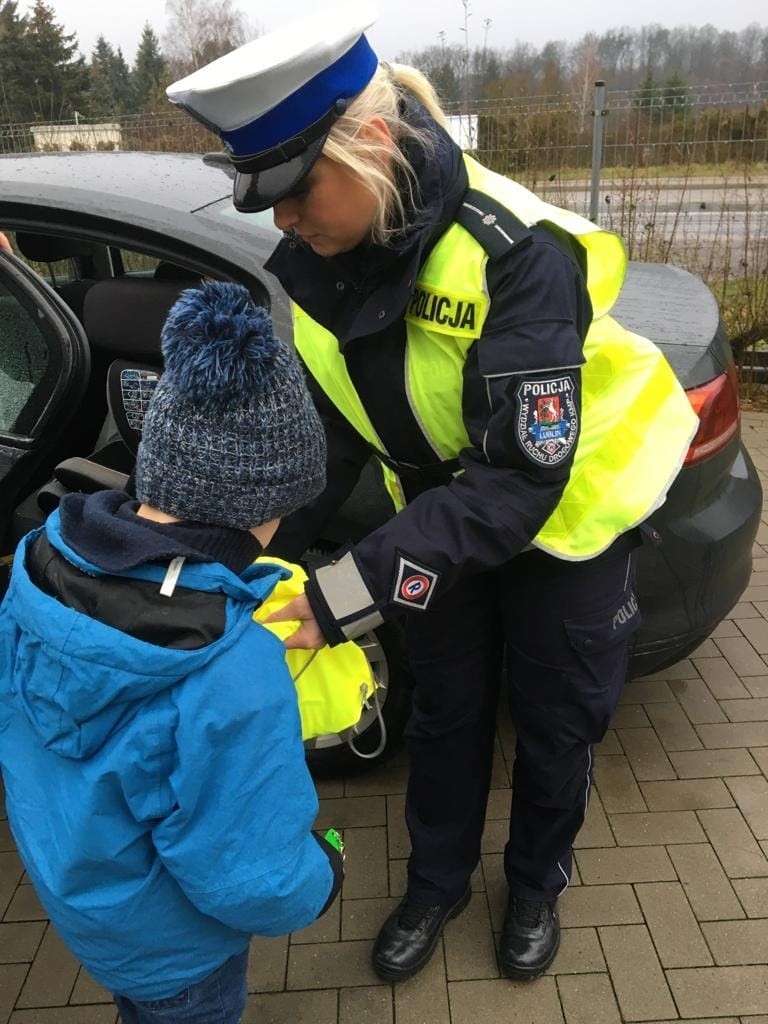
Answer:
[{"left": 160, "top": 281, "right": 286, "bottom": 404}]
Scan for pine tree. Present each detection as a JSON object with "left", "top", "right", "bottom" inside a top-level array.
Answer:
[
  {"left": 24, "top": 0, "right": 88, "bottom": 121},
  {"left": 635, "top": 68, "right": 657, "bottom": 113},
  {"left": 88, "top": 36, "right": 116, "bottom": 117},
  {"left": 661, "top": 70, "right": 689, "bottom": 117},
  {"left": 88, "top": 36, "right": 135, "bottom": 117},
  {"left": 113, "top": 49, "right": 134, "bottom": 112},
  {"left": 0, "top": 1, "right": 33, "bottom": 123},
  {"left": 133, "top": 23, "right": 167, "bottom": 111}
]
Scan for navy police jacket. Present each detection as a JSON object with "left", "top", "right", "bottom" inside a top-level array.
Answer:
[{"left": 267, "top": 105, "right": 592, "bottom": 644}]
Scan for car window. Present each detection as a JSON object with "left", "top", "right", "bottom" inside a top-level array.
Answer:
[
  {"left": 4, "top": 235, "right": 77, "bottom": 288},
  {"left": 27, "top": 257, "right": 78, "bottom": 287},
  {"left": 218, "top": 203, "right": 282, "bottom": 237},
  {"left": 3, "top": 232, "right": 79, "bottom": 288},
  {"left": 0, "top": 279, "right": 51, "bottom": 434},
  {"left": 118, "top": 250, "right": 207, "bottom": 284},
  {"left": 120, "top": 250, "right": 162, "bottom": 277}
]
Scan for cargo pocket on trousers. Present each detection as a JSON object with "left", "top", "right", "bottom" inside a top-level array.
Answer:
[{"left": 563, "top": 588, "right": 641, "bottom": 689}]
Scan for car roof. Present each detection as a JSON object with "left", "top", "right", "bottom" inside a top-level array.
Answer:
[
  {"left": 0, "top": 150, "right": 291, "bottom": 328},
  {"left": 0, "top": 152, "right": 278, "bottom": 261},
  {"left": 0, "top": 150, "right": 230, "bottom": 211},
  {"left": 0, "top": 151, "right": 723, "bottom": 384}
]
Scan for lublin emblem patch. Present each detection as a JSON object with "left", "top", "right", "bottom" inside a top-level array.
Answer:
[{"left": 515, "top": 374, "right": 578, "bottom": 466}]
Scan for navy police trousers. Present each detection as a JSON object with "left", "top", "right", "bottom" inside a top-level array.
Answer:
[{"left": 403, "top": 534, "right": 640, "bottom": 904}]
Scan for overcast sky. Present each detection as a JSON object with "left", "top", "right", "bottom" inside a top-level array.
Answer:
[{"left": 36, "top": 0, "right": 764, "bottom": 64}]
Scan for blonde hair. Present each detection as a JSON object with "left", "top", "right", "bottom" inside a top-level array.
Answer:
[{"left": 322, "top": 63, "right": 450, "bottom": 244}]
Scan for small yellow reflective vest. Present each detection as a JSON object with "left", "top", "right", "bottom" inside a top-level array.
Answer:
[
  {"left": 253, "top": 557, "right": 376, "bottom": 741},
  {"left": 293, "top": 155, "right": 699, "bottom": 561}
]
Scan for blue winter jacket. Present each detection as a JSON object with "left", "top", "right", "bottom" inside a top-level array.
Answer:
[{"left": 0, "top": 511, "right": 334, "bottom": 1000}]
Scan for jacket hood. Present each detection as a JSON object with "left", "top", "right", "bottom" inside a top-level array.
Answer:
[{"left": 0, "top": 513, "right": 287, "bottom": 761}]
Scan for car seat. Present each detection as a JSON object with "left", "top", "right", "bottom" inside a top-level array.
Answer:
[
  {"left": 10, "top": 278, "right": 195, "bottom": 543},
  {"left": 13, "top": 232, "right": 99, "bottom": 325},
  {"left": 153, "top": 260, "right": 205, "bottom": 284}
]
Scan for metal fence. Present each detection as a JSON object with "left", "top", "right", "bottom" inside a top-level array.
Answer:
[
  {"left": 442, "top": 80, "right": 768, "bottom": 180},
  {"left": 1, "top": 80, "right": 766, "bottom": 339},
  {"left": 2, "top": 80, "right": 766, "bottom": 176},
  {"left": 437, "top": 80, "right": 768, "bottom": 290},
  {"left": 0, "top": 111, "right": 213, "bottom": 159}
]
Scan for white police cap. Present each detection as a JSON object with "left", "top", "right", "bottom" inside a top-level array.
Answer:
[{"left": 167, "top": 2, "right": 379, "bottom": 212}]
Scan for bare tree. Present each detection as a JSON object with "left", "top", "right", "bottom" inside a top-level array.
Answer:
[
  {"left": 163, "top": 0, "right": 253, "bottom": 76},
  {"left": 570, "top": 33, "right": 600, "bottom": 130}
]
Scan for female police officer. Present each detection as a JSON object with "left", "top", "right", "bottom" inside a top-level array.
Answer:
[{"left": 167, "top": 5, "right": 698, "bottom": 982}]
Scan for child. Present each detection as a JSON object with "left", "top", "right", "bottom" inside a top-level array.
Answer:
[{"left": 0, "top": 281, "right": 343, "bottom": 1024}]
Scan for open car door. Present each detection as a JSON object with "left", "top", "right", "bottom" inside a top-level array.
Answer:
[{"left": 0, "top": 250, "right": 90, "bottom": 594}]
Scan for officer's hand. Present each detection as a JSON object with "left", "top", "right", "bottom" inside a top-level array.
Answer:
[{"left": 264, "top": 593, "right": 326, "bottom": 650}]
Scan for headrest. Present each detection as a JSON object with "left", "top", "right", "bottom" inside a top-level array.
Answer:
[
  {"left": 14, "top": 232, "right": 96, "bottom": 263},
  {"left": 83, "top": 279, "right": 200, "bottom": 360},
  {"left": 153, "top": 261, "right": 204, "bottom": 283}
]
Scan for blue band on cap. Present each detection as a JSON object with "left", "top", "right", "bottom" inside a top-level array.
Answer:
[{"left": 221, "top": 35, "right": 378, "bottom": 158}]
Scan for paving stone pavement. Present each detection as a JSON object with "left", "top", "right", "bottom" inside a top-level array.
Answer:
[{"left": 4, "top": 411, "right": 768, "bottom": 1023}]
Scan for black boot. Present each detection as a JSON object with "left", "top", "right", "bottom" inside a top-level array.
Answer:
[
  {"left": 499, "top": 896, "right": 560, "bottom": 979},
  {"left": 372, "top": 886, "right": 471, "bottom": 981}
]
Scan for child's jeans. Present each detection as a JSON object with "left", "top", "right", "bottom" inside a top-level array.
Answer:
[{"left": 113, "top": 949, "right": 248, "bottom": 1024}]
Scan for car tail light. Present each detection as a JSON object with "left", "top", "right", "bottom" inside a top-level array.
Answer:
[{"left": 684, "top": 363, "right": 740, "bottom": 465}]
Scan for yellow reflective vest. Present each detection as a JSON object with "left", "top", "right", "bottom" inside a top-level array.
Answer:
[
  {"left": 293, "top": 155, "right": 699, "bottom": 561},
  {"left": 253, "top": 557, "right": 376, "bottom": 741}
]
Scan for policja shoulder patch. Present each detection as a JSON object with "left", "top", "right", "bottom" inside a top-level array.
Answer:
[{"left": 514, "top": 373, "right": 578, "bottom": 466}]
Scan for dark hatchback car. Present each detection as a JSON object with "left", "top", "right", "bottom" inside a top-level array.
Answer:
[{"left": 0, "top": 150, "right": 762, "bottom": 771}]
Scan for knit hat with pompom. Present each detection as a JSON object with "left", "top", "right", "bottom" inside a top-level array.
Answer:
[{"left": 135, "top": 280, "right": 326, "bottom": 529}]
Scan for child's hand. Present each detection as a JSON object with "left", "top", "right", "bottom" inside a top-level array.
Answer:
[{"left": 264, "top": 593, "right": 325, "bottom": 650}]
